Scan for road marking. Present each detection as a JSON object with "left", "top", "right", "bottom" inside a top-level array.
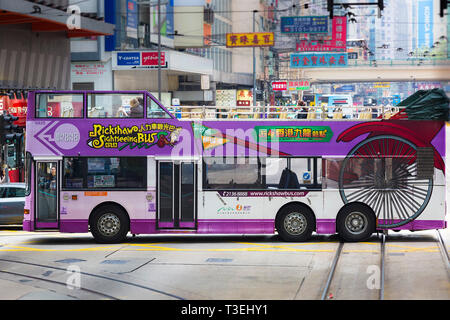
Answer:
[{"left": 0, "top": 241, "right": 441, "bottom": 253}]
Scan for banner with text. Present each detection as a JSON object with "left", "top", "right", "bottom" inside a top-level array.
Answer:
[
  {"left": 281, "top": 16, "right": 329, "bottom": 34},
  {"left": 226, "top": 32, "right": 274, "bottom": 48},
  {"left": 290, "top": 53, "right": 348, "bottom": 68},
  {"left": 296, "top": 16, "right": 347, "bottom": 52}
]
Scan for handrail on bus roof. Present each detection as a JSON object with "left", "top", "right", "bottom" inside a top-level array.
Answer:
[{"left": 29, "top": 90, "right": 176, "bottom": 119}]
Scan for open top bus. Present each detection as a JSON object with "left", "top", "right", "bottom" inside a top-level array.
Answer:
[{"left": 23, "top": 90, "right": 446, "bottom": 243}]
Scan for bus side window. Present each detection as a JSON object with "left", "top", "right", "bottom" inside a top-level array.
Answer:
[
  {"left": 147, "top": 96, "right": 172, "bottom": 119},
  {"left": 87, "top": 94, "right": 145, "bottom": 118},
  {"left": 36, "top": 94, "right": 84, "bottom": 118}
]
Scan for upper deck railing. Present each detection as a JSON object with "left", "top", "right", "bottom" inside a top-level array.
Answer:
[
  {"left": 27, "top": 90, "right": 405, "bottom": 122},
  {"left": 166, "top": 105, "right": 403, "bottom": 121}
]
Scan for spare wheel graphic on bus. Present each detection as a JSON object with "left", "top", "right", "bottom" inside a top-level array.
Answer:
[{"left": 336, "top": 121, "right": 444, "bottom": 228}]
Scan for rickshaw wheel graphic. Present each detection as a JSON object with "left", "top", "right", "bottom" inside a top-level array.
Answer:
[{"left": 338, "top": 135, "right": 433, "bottom": 229}]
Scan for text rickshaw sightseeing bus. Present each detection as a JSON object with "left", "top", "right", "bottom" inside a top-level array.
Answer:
[{"left": 23, "top": 91, "right": 446, "bottom": 243}]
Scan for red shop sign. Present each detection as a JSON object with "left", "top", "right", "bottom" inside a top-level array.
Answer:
[
  {"left": 272, "top": 81, "right": 287, "bottom": 91},
  {"left": 142, "top": 52, "right": 165, "bottom": 66}
]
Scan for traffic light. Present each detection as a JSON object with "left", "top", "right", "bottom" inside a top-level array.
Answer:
[{"left": 1, "top": 113, "right": 22, "bottom": 144}]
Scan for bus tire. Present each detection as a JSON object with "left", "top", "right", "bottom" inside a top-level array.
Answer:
[
  {"left": 90, "top": 205, "right": 129, "bottom": 244},
  {"left": 337, "top": 203, "right": 375, "bottom": 242},
  {"left": 276, "top": 204, "right": 314, "bottom": 242}
]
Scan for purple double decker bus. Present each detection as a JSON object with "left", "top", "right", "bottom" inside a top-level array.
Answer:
[{"left": 23, "top": 90, "right": 447, "bottom": 243}]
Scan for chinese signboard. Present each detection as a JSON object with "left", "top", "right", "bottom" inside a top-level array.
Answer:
[
  {"left": 288, "top": 80, "right": 310, "bottom": 91},
  {"left": 271, "top": 81, "right": 288, "bottom": 91},
  {"left": 113, "top": 52, "right": 169, "bottom": 70},
  {"left": 272, "top": 81, "right": 310, "bottom": 91},
  {"left": 236, "top": 90, "right": 253, "bottom": 106},
  {"left": 255, "top": 126, "right": 333, "bottom": 142},
  {"left": 290, "top": 53, "right": 348, "bottom": 68},
  {"left": 374, "top": 82, "right": 391, "bottom": 88},
  {"left": 296, "top": 16, "right": 347, "bottom": 52},
  {"left": 281, "top": 16, "right": 328, "bottom": 34},
  {"left": 226, "top": 32, "right": 274, "bottom": 48},
  {"left": 72, "top": 63, "right": 108, "bottom": 76}
]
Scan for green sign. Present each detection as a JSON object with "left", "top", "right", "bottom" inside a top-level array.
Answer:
[{"left": 255, "top": 126, "right": 333, "bottom": 142}]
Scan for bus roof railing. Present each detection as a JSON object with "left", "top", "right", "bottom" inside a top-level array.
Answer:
[{"left": 167, "top": 105, "right": 403, "bottom": 121}]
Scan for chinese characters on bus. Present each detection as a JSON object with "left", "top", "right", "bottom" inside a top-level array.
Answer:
[{"left": 255, "top": 126, "right": 333, "bottom": 142}]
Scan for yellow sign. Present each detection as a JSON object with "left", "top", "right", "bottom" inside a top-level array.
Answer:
[
  {"left": 226, "top": 32, "right": 274, "bottom": 48},
  {"left": 374, "top": 82, "right": 390, "bottom": 88}
]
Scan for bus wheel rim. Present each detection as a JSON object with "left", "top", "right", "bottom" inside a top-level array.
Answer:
[
  {"left": 98, "top": 213, "right": 121, "bottom": 237},
  {"left": 284, "top": 212, "right": 307, "bottom": 235},
  {"left": 344, "top": 211, "right": 367, "bottom": 235}
]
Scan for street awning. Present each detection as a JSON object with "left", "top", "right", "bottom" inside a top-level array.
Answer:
[{"left": 0, "top": 0, "right": 114, "bottom": 38}]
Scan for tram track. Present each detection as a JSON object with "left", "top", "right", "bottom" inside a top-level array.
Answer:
[
  {"left": 435, "top": 229, "right": 450, "bottom": 275},
  {"left": 321, "top": 230, "right": 449, "bottom": 300},
  {"left": 0, "top": 257, "right": 185, "bottom": 300},
  {"left": 0, "top": 269, "right": 118, "bottom": 300},
  {"left": 320, "top": 233, "right": 386, "bottom": 300}
]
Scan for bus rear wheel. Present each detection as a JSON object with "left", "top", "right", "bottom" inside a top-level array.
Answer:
[
  {"left": 276, "top": 205, "right": 314, "bottom": 242},
  {"left": 337, "top": 204, "right": 375, "bottom": 242},
  {"left": 90, "top": 205, "right": 129, "bottom": 243}
]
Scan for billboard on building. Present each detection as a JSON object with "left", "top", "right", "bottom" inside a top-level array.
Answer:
[
  {"left": 150, "top": 0, "right": 175, "bottom": 48},
  {"left": 174, "top": 6, "right": 204, "bottom": 48},
  {"left": 296, "top": 16, "right": 347, "bottom": 52},
  {"left": 126, "top": 0, "right": 138, "bottom": 39},
  {"left": 418, "top": 0, "right": 433, "bottom": 48}
]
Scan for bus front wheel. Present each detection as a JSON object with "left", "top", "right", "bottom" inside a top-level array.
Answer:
[
  {"left": 276, "top": 204, "right": 315, "bottom": 242},
  {"left": 90, "top": 205, "right": 129, "bottom": 243}
]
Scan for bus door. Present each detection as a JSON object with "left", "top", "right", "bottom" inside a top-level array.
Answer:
[
  {"left": 35, "top": 161, "right": 59, "bottom": 229},
  {"left": 157, "top": 161, "right": 197, "bottom": 229}
]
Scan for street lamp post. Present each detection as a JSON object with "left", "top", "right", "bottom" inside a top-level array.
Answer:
[
  {"left": 137, "top": 0, "right": 167, "bottom": 101},
  {"left": 253, "top": 10, "right": 257, "bottom": 107},
  {"left": 158, "top": 0, "right": 161, "bottom": 101}
]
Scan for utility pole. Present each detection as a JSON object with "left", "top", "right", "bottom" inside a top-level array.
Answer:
[
  {"left": 253, "top": 10, "right": 257, "bottom": 107},
  {"left": 158, "top": 0, "right": 162, "bottom": 101}
]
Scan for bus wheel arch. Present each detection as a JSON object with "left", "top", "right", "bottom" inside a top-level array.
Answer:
[
  {"left": 336, "top": 202, "right": 376, "bottom": 242},
  {"left": 89, "top": 202, "right": 130, "bottom": 244},
  {"left": 275, "top": 202, "right": 316, "bottom": 242}
]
